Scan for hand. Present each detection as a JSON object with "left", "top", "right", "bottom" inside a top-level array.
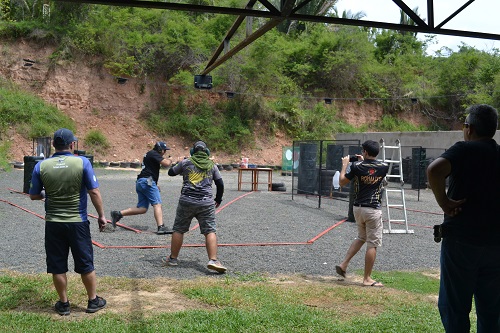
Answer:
[
  {"left": 440, "top": 198, "right": 466, "bottom": 217},
  {"left": 98, "top": 216, "right": 107, "bottom": 232},
  {"left": 341, "top": 155, "right": 350, "bottom": 167}
]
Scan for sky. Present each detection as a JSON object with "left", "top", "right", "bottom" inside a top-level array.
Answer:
[{"left": 335, "top": 0, "right": 499, "bottom": 54}]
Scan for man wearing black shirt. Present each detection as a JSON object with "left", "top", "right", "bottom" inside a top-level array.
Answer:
[
  {"left": 427, "top": 104, "right": 500, "bottom": 333},
  {"left": 111, "top": 141, "right": 174, "bottom": 234},
  {"left": 335, "top": 140, "right": 389, "bottom": 287}
]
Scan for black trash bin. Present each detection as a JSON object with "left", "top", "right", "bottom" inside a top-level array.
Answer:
[
  {"left": 83, "top": 155, "right": 94, "bottom": 168},
  {"left": 23, "top": 156, "right": 44, "bottom": 193}
]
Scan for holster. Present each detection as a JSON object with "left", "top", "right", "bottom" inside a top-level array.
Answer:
[
  {"left": 433, "top": 224, "right": 454, "bottom": 243},
  {"left": 433, "top": 225, "right": 442, "bottom": 243}
]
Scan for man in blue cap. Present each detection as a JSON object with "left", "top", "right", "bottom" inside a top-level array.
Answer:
[
  {"left": 111, "top": 141, "right": 175, "bottom": 234},
  {"left": 29, "top": 128, "right": 107, "bottom": 315}
]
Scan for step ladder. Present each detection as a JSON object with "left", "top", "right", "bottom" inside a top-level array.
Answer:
[{"left": 379, "top": 139, "right": 413, "bottom": 234}]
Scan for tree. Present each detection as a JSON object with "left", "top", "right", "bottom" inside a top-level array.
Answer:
[
  {"left": 398, "top": 7, "right": 420, "bottom": 36},
  {"left": 276, "top": 0, "right": 339, "bottom": 34}
]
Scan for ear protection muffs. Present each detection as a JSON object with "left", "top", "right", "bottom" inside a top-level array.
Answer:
[
  {"left": 154, "top": 141, "right": 168, "bottom": 153},
  {"left": 190, "top": 141, "right": 210, "bottom": 156}
]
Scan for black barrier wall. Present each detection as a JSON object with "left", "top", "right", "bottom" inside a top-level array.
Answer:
[
  {"left": 296, "top": 142, "right": 318, "bottom": 195},
  {"left": 292, "top": 140, "right": 360, "bottom": 210},
  {"left": 291, "top": 139, "right": 446, "bottom": 209},
  {"left": 23, "top": 156, "right": 44, "bottom": 193}
]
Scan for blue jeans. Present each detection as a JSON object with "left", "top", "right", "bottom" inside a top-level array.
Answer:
[
  {"left": 438, "top": 236, "right": 500, "bottom": 333},
  {"left": 136, "top": 177, "right": 162, "bottom": 208}
]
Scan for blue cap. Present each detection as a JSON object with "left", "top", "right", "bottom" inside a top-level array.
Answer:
[
  {"left": 53, "top": 128, "right": 77, "bottom": 146},
  {"left": 154, "top": 141, "right": 170, "bottom": 151}
]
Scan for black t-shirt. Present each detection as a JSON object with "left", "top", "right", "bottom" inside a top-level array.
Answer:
[
  {"left": 346, "top": 159, "right": 389, "bottom": 209},
  {"left": 440, "top": 139, "right": 500, "bottom": 243},
  {"left": 137, "top": 150, "right": 164, "bottom": 183}
]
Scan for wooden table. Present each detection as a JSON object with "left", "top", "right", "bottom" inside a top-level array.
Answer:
[{"left": 237, "top": 167, "right": 273, "bottom": 191}]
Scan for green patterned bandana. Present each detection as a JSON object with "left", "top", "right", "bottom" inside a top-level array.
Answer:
[{"left": 189, "top": 151, "right": 214, "bottom": 171}]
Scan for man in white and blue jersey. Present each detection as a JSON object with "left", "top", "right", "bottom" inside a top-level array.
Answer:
[{"left": 29, "top": 128, "right": 107, "bottom": 315}]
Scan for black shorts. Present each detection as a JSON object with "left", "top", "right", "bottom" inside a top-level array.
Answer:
[{"left": 45, "top": 221, "right": 94, "bottom": 275}]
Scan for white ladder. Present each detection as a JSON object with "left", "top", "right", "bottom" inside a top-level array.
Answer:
[{"left": 379, "top": 139, "right": 413, "bottom": 234}]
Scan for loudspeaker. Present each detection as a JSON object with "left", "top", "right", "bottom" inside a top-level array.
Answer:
[{"left": 194, "top": 75, "right": 213, "bottom": 89}]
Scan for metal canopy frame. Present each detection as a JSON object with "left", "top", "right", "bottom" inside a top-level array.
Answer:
[{"left": 57, "top": 0, "right": 498, "bottom": 74}]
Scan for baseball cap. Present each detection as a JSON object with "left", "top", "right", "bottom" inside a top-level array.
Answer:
[
  {"left": 53, "top": 128, "right": 78, "bottom": 146},
  {"left": 155, "top": 141, "right": 170, "bottom": 151}
]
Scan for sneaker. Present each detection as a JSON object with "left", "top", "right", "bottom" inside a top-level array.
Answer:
[
  {"left": 86, "top": 296, "right": 106, "bottom": 313},
  {"left": 163, "top": 256, "right": 178, "bottom": 266},
  {"left": 157, "top": 225, "right": 173, "bottom": 235},
  {"left": 54, "top": 300, "right": 70, "bottom": 316},
  {"left": 110, "top": 210, "right": 122, "bottom": 228},
  {"left": 207, "top": 259, "right": 227, "bottom": 273}
]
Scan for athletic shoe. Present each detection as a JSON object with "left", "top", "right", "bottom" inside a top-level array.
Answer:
[
  {"left": 163, "top": 256, "right": 178, "bottom": 266},
  {"left": 54, "top": 300, "right": 70, "bottom": 316},
  {"left": 86, "top": 296, "right": 106, "bottom": 313},
  {"left": 207, "top": 259, "right": 227, "bottom": 273},
  {"left": 110, "top": 210, "right": 122, "bottom": 228},
  {"left": 157, "top": 225, "right": 173, "bottom": 235}
]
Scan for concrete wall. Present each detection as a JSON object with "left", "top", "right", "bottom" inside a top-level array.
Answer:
[{"left": 335, "top": 131, "right": 500, "bottom": 159}]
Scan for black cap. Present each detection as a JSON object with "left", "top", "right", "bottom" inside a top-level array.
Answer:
[
  {"left": 193, "top": 141, "right": 207, "bottom": 152},
  {"left": 53, "top": 128, "right": 77, "bottom": 146}
]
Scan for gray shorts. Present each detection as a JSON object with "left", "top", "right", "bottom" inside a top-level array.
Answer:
[
  {"left": 353, "top": 206, "right": 383, "bottom": 248},
  {"left": 172, "top": 201, "right": 216, "bottom": 235}
]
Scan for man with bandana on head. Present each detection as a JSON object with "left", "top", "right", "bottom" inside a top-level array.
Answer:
[{"left": 164, "top": 140, "right": 226, "bottom": 273}]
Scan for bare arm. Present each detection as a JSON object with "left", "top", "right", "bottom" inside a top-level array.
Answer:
[
  {"left": 427, "top": 157, "right": 465, "bottom": 216},
  {"left": 160, "top": 157, "right": 173, "bottom": 168},
  {"left": 339, "top": 156, "right": 351, "bottom": 187},
  {"left": 88, "top": 188, "right": 107, "bottom": 231}
]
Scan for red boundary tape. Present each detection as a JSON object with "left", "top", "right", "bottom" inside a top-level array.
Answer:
[{"left": 3, "top": 187, "right": 436, "bottom": 249}]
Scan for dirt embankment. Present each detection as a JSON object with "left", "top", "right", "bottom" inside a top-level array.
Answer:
[{"left": 0, "top": 40, "right": 430, "bottom": 166}]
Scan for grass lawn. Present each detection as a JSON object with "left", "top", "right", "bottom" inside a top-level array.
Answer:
[{"left": 0, "top": 269, "right": 465, "bottom": 332}]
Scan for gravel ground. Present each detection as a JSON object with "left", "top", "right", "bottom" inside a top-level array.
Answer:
[{"left": 0, "top": 167, "right": 443, "bottom": 280}]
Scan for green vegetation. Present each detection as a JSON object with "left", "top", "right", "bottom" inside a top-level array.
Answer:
[
  {"left": 84, "top": 129, "right": 110, "bottom": 155},
  {"left": 0, "top": 1, "right": 499, "bottom": 158},
  {"left": 0, "top": 140, "right": 10, "bottom": 170},
  {"left": 0, "top": 78, "right": 74, "bottom": 165},
  {"left": 0, "top": 78, "right": 74, "bottom": 140},
  {"left": 0, "top": 269, "right": 454, "bottom": 332}
]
